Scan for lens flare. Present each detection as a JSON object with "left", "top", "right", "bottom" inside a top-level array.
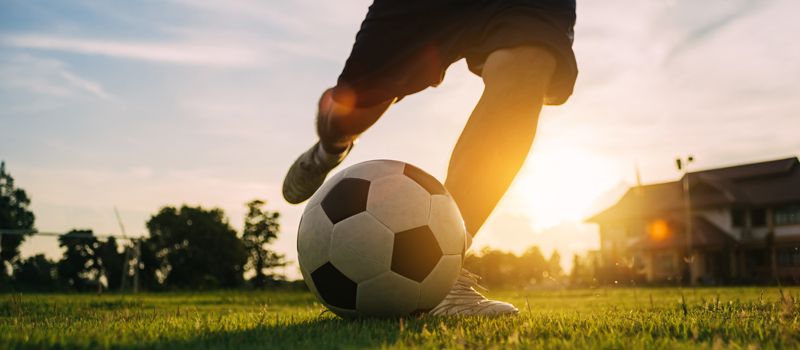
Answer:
[
  {"left": 328, "top": 86, "right": 357, "bottom": 117},
  {"left": 649, "top": 220, "right": 669, "bottom": 241}
]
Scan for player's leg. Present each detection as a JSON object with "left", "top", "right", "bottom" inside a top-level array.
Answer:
[
  {"left": 316, "top": 88, "right": 395, "bottom": 154},
  {"left": 444, "top": 45, "right": 557, "bottom": 236},
  {"left": 282, "top": 88, "right": 394, "bottom": 204},
  {"left": 282, "top": 0, "right": 448, "bottom": 205},
  {"left": 431, "top": 45, "right": 556, "bottom": 317}
]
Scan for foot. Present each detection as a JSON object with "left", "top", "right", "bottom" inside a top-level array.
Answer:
[
  {"left": 429, "top": 269, "right": 519, "bottom": 317},
  {"left": 282, "top": 141, "right": 352, "bottom": 204}
]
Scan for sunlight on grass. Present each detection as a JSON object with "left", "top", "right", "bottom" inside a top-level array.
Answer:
[{"left": 2, "top": 287, "right": 799, "bottom": 349}]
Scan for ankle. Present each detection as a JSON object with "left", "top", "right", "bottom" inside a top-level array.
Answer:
[
  {"left": 314, "top": 142, "right": 350, "bottom": 167},
  {"left": 316, "top": 102, "right": 357, "bottom": 155},
  {"left": 319, "top": 139, "right": 354, "bottom": 155}
]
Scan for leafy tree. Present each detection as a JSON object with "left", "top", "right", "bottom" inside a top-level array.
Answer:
[
  {"left": 13, "top": 254, "right": 58, "bottom": 291},
  {"left": 241, "top": 200, "right": 285, "bottom": 288},
  {"left": 57, "top": 229, "right": 101, "bottom": 291},
  {"left": 569, "top": 253, "right": 581, "bottom": 284},
  {"left": 0, "top": 161, "right": 36, "bottom": 281},
  {"left": 569, "top": 252, "right": 597, "bottom": 286},
  {"left": 146, "top": 205, "right": 247, "bottom": 289},
  {"left": 548, "top": 250, "right": 563, "bottom": 278},
  {"left": 98, "top": 237, "right": 127, "bottom": 291},
  {"left": 519, "top": 246, "right": 549, "bottom": 284},
  {"left": 472, "top": 248, "right": 518, "bottom": 287},
  {"left": 57, "top": 231, "right": 131, "bottom": 292},
  {"left": 462, "top": 246, "right": 557, "bottom": 288},
  {"left": 136, "top": 239, "right": 163, "bottom": 291}
]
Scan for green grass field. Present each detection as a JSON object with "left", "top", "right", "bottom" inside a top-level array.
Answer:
[{"left": 3, "top": 286, "right": 799, "bottom": 349}]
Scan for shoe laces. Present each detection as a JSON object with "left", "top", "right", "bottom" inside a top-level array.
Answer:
[
  {"left": 286, "top": 147, "right": 330, "bottom": 190},
  {"left": 446, "top": 269, "right": 489, "bottom": 300}
]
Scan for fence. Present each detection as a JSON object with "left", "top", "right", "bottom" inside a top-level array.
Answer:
[{"left": 0, "top": 229, "right": 145, "bottom": 294}]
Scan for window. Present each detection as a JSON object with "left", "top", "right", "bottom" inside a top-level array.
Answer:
[
  {"left": 774, "top": 205, "right": 800, "bottom": 226},
  {"left": 777, "top": 247, "right": 800, "bottom": 266},
  {"left": 750, "top": 208, "right": 767, "bottom": 227},
  {"left": 731, "top": 208, "right": 746, "bottom": 227}
]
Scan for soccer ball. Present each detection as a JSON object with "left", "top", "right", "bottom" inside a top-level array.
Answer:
[{"left": 297, "top": 160, "right": 466, "bottom": 318}]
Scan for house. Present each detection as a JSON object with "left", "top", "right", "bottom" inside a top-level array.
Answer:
[{"left": 586, "top": 157, "right": 800, "bottom": 285}]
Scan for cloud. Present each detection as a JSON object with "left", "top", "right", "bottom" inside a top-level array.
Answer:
[
  {"left": 657, "top": 0, "right": 774, "bottom": 62},
  {"left": 0, "top": 54, "right": 113, "bottom": 105},
  {"left": 58, "top": 71, "right": 111, "bottom": 99},
  {"left": 0, "top": 34, "right": 262, "bottom": 67},
  {"left": 165, "top": 0, "right": 370, "bottom": 33}
]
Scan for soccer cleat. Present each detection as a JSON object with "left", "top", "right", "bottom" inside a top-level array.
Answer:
[
  {"left": 282, "top": 141, "right": 352, "bottom": 204},
  {"left": 429, "top": 269, "right": 519, "bottom": 317}
]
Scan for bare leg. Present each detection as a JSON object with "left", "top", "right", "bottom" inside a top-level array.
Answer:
[
  {"left": 317, "top": 88, "right": 395, "bottom": 153},
  {"left": 444, "top": 45, "right": 557, "bottom": 236}
]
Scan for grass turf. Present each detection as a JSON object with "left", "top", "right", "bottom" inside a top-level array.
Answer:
[{"left": 2, "top": 286, "right": 799, "bottom": 349}]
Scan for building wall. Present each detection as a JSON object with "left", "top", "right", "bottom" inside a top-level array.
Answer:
[
  {"left": 696, "top": 207, "right": 733, "bottom": 235},
  {"left": 599, "top": 223, "right": 626, "bottom": 257},
  {"left": 749, "top": 227, "right": 771, "bottom": 240},
  {"left": 775, "top": 223, "right": 800, "bottom": 238}
]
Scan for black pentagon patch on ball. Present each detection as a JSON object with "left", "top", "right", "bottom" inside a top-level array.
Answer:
[
  {"left": 403, "top": 164, "right": 447, "bottom": 195},
  {"left": 310, "top": 262, "right": 358, "bottom": 310},
  {"left": 391, "top": 225, "right": 443, "bottom": 282},
  {"left": 321, "top": 178, "right": 371, "bottom": 224}
]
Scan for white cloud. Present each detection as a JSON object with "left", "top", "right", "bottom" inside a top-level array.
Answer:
[
  {"left": 58, "top": 71, "right": 111, "bottom": 99},
  {"left": 165, "top": 0, "right": 370, "bottom": 33},
  {"left": 0, "top": 34, "right": 263, "bottom": 67},
  {"left": 0, "top": 54, "right": 113, "bottom": 104}
]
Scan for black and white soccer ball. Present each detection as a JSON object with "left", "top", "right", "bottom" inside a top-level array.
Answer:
[{"left": 297, "top": 160, "right": 466, "bottom": 318}]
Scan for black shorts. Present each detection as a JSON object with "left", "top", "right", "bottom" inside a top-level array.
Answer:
[{"left": 334, "top": 0, "right": 578, "bottom": 108}]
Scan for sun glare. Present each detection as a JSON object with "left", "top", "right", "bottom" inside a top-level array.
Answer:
[
  {"left": 649, "top": 219, "right": 669, "bottom": 241},
  {"left": 513, "top": 148, "right": 619, "bottom": 230}
]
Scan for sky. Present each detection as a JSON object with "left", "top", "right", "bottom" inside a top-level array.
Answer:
[{"left": 1, "top": 0, "right": 799, "bottom": 279}]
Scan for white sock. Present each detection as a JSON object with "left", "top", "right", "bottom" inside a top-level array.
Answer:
[{"left": 314, "top": 142, "right": 350, "bottom": 167}]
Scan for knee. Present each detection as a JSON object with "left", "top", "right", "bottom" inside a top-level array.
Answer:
[{"left": 482, "top": 45, "right": 557, "bottom": 90}]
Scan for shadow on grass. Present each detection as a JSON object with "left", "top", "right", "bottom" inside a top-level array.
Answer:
[{"left": 119, "top": 316, "right": 413, "bottom": 350}]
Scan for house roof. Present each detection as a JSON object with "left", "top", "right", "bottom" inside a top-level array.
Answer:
[
  {"left": 586, "top": 157, "right": 800, "bottom": 223},
  {"left": 630, "top": 216, "right": 736, "bottom": 250}
]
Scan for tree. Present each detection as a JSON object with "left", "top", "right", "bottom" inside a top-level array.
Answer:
[
  {"left": 569, "top": 253, "right": 581, "bottom": 285},
  {"left": 548, "top": 250, "right": 563, "bottom": 278},
  {"left": 57, "top": 230, "right": 132, "bottom": 292},
  {"left": 146, "top": 205, "right": 247, "bottom": 289},
  {"left": 57, "top": 229, "right": 101, "bottom": 291},
  {"left": 13, "top": 254, "right": 58, "bottom": 291},
  {"left": 462, "top": 246, "right": 552, "bottom": 288},
  {"left": 0, "top": 161, "right": 36, "bottom": 282},
  {"left": 519, "top": 246, "right": 549, "bottom": 284},
  {"left": 241, "top": 200, "right": 285, "bottom": 288},
  {"left": 98, "top": 237, "right": 127, "bottom": 291},
  {"left": 464, "top": 247, "right": 519, "bottom": 288},
  {"left": 136, "top": 239, "right": 163, "bottom": 291}
]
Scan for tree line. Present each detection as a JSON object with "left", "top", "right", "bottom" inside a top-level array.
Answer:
[
  {"left": 463, "top": 246, "right": 599, "bottom": 289},
  {"left": 1, "top": 162, "right": 287, "bottom": 292},
  {"left": 3, "top": 161, "right": 597, "bottom": 293}
]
